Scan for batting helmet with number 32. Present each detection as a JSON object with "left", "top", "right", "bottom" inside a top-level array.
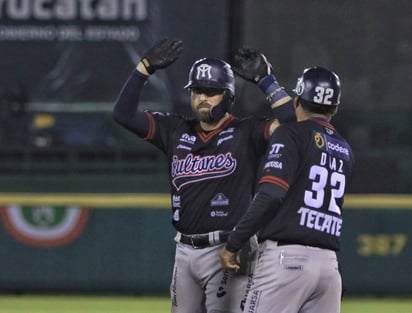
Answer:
[{"left": 293, "top": 66, "right": 341, "bottom": 106}]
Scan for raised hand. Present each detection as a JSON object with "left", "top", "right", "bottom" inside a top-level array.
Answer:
[
  {"left": 232, "top": 47, "right": 272, "bottom": 83},
  {"left": 141, "top": 38, "right": 184, "bottom": 74}
]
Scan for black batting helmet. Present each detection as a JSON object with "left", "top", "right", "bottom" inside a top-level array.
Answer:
[
  {"left": 293, "top": 67, "right": 341, "bottom": 105},
  {"left": 184, "top": 58, "right": 235, "bottom": 96}
]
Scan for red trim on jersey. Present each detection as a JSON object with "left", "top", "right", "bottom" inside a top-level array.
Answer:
[
  {"left": 259, "top": 176, "right": 289, "bottom": 191},
  {"left": 264, "top": 121, "right": 274, "bottom": 139},
  {"left": 311, "top": 118, "right": 335, "bottom": 130},
  {"left": 197, "top": 114, "right": 235, "bottom": 142},
  {"left": 143, "top": 111, "right": 156, "bottom": 140}
]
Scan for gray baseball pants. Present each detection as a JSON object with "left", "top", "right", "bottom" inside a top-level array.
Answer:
[
  {"left": 171, "top": 241, "right": 253, "bottom": 313},
  {"left": 243, "top": 240, "right": 341, "bottom": 313}
]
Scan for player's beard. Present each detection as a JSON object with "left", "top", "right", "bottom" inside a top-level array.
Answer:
[
  {"left": 194, "top": 110, "right": 212, "bottom": 122},
  {"left": 194, "top": 102, "right": 212, "bottom": 122}
]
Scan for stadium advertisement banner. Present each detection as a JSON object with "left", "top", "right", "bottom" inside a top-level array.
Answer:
[
  {"left": 0, "top": 0, "right": 228, "bottom": 107},
  {"left": 0, "top": 194, "right": 411, "bottom": 294},
  {"left": 0, "top": 0, "right": 147, "bottom": 42},
  {"left": 0, "top": 205, "right": 89, "bottom": 247},
  {"left": 0, "top": 0, "right": 160, "bottom": 104}
]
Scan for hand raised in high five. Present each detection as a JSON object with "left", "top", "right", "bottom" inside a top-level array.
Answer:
[
  {"left": 141, "top": 38, "right": 184, "bottom": 74},
  {"left": 232, "top": 47, "right": 273, "bottom": 83}
]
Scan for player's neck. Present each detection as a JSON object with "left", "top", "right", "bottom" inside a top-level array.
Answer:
[
  {"left": 200, "top": 113, "right": 230, "bottom": 131},
  {"left": 296, "top": 107, "right": 331, "bottom": 122}
]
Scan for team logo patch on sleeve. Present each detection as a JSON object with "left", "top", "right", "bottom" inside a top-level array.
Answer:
[
  {"left": 268, "top": 143, "right": 284, "bottom": 159},
  {"left": 314, "top": 132, "right": 325, "bottom": 149},
  {"left": 313, "top": 131, "right": 350, "bottom": 160}
]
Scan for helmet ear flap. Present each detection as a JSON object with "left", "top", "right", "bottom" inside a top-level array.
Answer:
[
  {"left": 226, "top": 92, "right": 235, "bottom": 111},
  {"left": 208, "top": 91, "right": 234, "bottom": 121},
  {"left": 225, "top": 90, "right": 235, "bottom": 106}
]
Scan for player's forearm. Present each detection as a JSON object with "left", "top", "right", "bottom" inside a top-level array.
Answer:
[
  {"left": 113, "top": 69, "right": 150, "bottom": 136},
  {"left": 271, "top": 100, "right": 296, "bottom": 123},
  {"left": 225, "top": 183, "right": 285, "bottom": 252}
]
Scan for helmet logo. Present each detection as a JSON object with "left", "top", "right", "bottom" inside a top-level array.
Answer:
[
  {"left": 295, "top": 77, "right": 305, "bottom": 96},
  {"left": 196, "top": 64, "right": 212, "bottom": 79}
]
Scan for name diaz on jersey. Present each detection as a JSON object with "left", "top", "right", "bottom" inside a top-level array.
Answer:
[{"left": 296, "top": 131, "right": 349, "bottom": 237}]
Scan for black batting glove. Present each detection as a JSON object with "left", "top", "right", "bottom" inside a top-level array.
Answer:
[
  {"left": 141, "top": 38, "right": 184, "bottom": 74},
  {"left": 233, "top": 47, "right": 273, "bottom": 83}
]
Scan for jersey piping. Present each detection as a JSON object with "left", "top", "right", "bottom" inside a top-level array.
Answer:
[
  {"left": 259, "top": 176, "right": 289, "bottom": 191},
  {"left": 143, "top": 111, "right": 156, "bottom": 140},
  {"left": 195, "top": 115, "right": 236, "bottom": 142},
  {"left": 311, "top": 117, "right": 335, "bottom": 130}
]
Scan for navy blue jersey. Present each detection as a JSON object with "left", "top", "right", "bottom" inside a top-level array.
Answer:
[
  {"left": 258, "top": 118, "right": 354, "bottom": 251},
  {"left": 144, "top": 111, "right": 272, "bottom": 234}
]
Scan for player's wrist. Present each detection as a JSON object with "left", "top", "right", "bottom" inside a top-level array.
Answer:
[
  {"left": 258, "top": 75, "right": 290, "bottom": 107},
  {"left": 136, "top": 62, "right": 150, "bottom": 76},
  {"left": 225, "top": 242, "right": 240, "bottom": 253}
]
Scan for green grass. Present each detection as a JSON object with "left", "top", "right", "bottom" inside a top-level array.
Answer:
[
  {"left": 0, "top": 295, "right": 169, "bottom": 313},
  {"left": 341, "top": 297, "right": 412, "bottom": 313},
  {"left": 1, "top": 295, "right": 412, "bottom": 313}
]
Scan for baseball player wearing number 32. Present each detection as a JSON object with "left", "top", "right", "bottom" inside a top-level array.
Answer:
[
  {"left": 220, "top": 66, "right": 354, "bottom": 313},
  {"left": 113, "top": 38, "right": 295, "bottom": 313}
]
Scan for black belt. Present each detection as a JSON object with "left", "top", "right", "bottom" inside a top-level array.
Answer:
[
  {"left": 179, "top": 231, "right": 230, "bottom": 249},
  {"left": 258, "top": 239, "right": 298, "bottom": 246},
  {"left": 277, "top": 241, "right": 296, "bottom": 246}
]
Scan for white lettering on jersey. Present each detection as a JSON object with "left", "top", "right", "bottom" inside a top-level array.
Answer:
[
  {"left": 210, "top": 210, "right": 228, "bottom": 217},
  {"left": 298, "top": 207, "right": 342, "bottom": 236},
  {"left": 171, "top": 153, "right": 237, "bottom": 191},
  {"left": 211, "top": 193, "right": 229, "bottom": 206},
  {"left": 270, "top": 143, "right": 284, "bottom": 154},
  {"left": 172, "top": 195, "right": 181, "bottom": 208},
  {"left": 217, "top": 135, "right": 233, "bottom": 146},
  {"left": 179, "top": 133, "right": 196, "bottom": 144},
  {"left": 327, "top": 141, "right": 349, "bottom": 156},
  {"left": 268, "top": 143, "right": 284, "bottom": 159},
  {"left": 173, "top": 209, "right": 180, "bottom": 221},
  {"left": 320, "top": 152, "right": 344, "bottom": 173},
  {"left": 219, "top": 128, "right": 234, "bottom": 135},
  {"left": 177, "top": 144, "right": 192, "bottom": 151},
  {"left": 263, "top": 161, "right": 283, "bottom": 170}
]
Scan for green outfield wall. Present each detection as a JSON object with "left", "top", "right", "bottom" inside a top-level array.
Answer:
[{"left": 0, "top": 193, "right": 411, "bottom": 296}]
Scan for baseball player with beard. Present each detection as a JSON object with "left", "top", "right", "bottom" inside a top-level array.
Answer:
[
  {"left": 113, "top": 38, "right": 295, "bottom": 313},
  {"left": 220, "top": 67, "right": 354, "bottom": 313}
]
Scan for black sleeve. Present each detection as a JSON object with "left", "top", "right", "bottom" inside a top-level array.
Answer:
[
  {"left": 272, "top": 100, "right": 296, "bottom": 123},
  {"left": 112, "top": 69, "right": 150, "bottom": 137},
  {"left": 225, "top": 183, "right": 287, "bottom": 252}
]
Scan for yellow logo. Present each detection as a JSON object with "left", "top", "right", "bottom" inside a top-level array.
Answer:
[{"left": 314, "top": 132, "right": 325, "bottom": 148}]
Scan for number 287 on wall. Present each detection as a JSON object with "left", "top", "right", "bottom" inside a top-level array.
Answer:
[{"left": 357, "top": 234, "right": 407, "bottom": 256}]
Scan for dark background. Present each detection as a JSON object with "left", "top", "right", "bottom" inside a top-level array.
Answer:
[
  {"left": 0, "top": 0, "right": 411, "bottom": 193},
  {"left": 0, "top": 0, "right": 411, "bottom": 297}
]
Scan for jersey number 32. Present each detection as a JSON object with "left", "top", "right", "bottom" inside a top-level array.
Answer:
[{"left": 304, "top": 165, "right": 345, "bottom": 215}]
